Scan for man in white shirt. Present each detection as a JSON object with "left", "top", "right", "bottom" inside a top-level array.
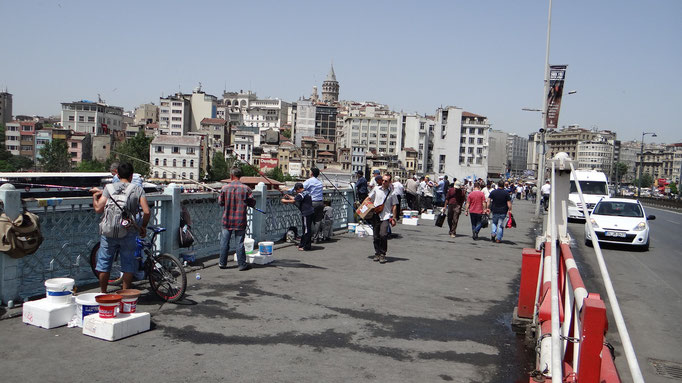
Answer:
[
  {"left": 369, "top": 174, "right": 399, "bottom": 264},
  {"left": 541, "top": 180, "right": 551, "bottom": 211}
]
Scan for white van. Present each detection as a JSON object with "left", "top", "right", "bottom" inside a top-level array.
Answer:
[{"left": 568, "top": 170, "right": 609, "bottom": 220}]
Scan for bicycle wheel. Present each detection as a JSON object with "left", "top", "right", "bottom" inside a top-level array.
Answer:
[
  {"left": 89, "top": 242, "right": 124, "bottom": 286},
  {"left": 148, "top": 253, "right": 187, "bottom": 302}
]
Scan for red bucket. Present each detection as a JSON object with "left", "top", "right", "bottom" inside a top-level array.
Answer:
[
  {"left": 95, "top": 294, "right": 122, "bottom": 318},
  {"left": 116, "top": 289, "right": 141, "bottom": 314}
]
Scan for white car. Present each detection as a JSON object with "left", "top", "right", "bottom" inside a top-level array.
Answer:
[{"left": 584, "top": 198, "right": 655, "bottom": 250}]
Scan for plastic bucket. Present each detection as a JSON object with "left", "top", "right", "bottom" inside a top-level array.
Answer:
[
  {"left": 259, "top": 241, "right": 274, "bottom": 257},
  {"left": 348, "top": 223, "right": 358, "bottom": 233},
  {"left": 74, "top": 293, "right": 102, "bottom": 327},
  {"left": 244, "top": 238, "right": 255, "bottom": 254},
  {"left": 402, "top": 210, "right": 413, "bottom": 219},
  {"left": 116, "top": 289, "right": 141, "bottom": 314},
  {"left": 410, "top": 211, "right": 419, "bottom": 217},
  {"left": 95, "top": 294, "right": 122, "bottom": 318},
  {"left": 44, "top": 278, "right": 75, "bottom": 304}
]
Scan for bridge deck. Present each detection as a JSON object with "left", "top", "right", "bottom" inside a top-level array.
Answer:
[{"left": 0, "top": 199, "right": 539, "bottom": 382}]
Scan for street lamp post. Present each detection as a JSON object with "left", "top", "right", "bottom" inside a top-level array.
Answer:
[{"left": 637, "top": 132, "right": 657, "bottom": 197}]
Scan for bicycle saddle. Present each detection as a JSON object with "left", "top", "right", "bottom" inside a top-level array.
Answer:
[{"left": 147, "top": 225, "right": 167, "bottom": 233}]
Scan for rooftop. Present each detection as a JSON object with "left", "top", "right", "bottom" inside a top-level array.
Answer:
[
  {"left": 200, "top": 118, "right": 227, "bottom": 125},
  {"left": 151, "top": 135, "right": 202, "bottom": 146}
]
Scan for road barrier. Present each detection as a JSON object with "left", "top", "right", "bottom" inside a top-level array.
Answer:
[{"left": 514, "top": 153, "right": 644, "bottom": 382}]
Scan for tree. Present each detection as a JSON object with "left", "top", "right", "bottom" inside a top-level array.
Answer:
[
  {"left": 635, "top": 173, "right": 654, "bottom": 189},
  {"left": 208, "top": 152, "right": 229, "bottom": 181},
  {"left": 39, "top": 140, "right": 71, "bottom": 172},
  {"left": 76, "top": 159, "right": 107, "bottom": 172},
  {"left": 8, "top": 155, "right": 33, "bottom": 171},
  {"left": 613, "top": 162, "right": 628, "bottom": 183},
  {"left": 281, "top": 128, "right": 291, "bottom": 139},
  {"left": 265, "top": 166, "right": 295, "bottom": 182},
  {"left": 113, "top": 130, "right": 153, "bottom": 176},
  {"left": 239, "top": 162, "right": 260, "bottom": 177},
  {"left": 669, "top": 182, "right": 678, "bottom": 195}
]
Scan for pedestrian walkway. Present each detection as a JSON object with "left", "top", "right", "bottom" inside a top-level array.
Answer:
[{"left": 0, "top": 200, "right": 540, "bottom": 382}]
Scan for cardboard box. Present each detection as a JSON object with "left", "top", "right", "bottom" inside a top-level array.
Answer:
[
  {"left": 355, "top": 199, "right": 375, "bottom": 219},
  {"left": 82, "top": 312, "right": 151, "bottom": 341},
  {"left": 402, "top": 217, "right": 419, "bottom": 226},
  {"left": 421, "top": 213, "right": 436, "bottom": 220},
  {"left": 22, "top": 298, "right": 76, "bottom": 329}
]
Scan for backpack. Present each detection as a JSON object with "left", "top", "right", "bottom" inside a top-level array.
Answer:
[
  {"left": 99, "top": 183, "right": 136, "bottom": 238},
  {"left": 0, "top": 211, "right": 44, "bottom": 259}
]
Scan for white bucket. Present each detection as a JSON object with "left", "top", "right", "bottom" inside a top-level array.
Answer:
[
  {"left": 259, "top": 241, "right": 274, "bottom": 257},
  {"left": 348, "top": 223, "right": 358, "bottom": 233},
  {"left": 44, "top": 278, "right": 75, "bottom": 304},
  {"left": 244, "top": 238, "right": 255, "bottom": 254},
  {"left": 74, "top": 293, "right": 102, "bottom": 327},
  {"left": 402, "top": 210, "right": 413, "bottom": 219}
]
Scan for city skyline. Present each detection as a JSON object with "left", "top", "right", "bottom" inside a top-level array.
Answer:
[{"left": 1, "top": 0, "right": 680, "bottom": 143}]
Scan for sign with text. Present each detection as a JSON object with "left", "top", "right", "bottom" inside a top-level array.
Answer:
[
  {"left": 288, "top": 162, "right": 302, "bottom": 177},
  {"left": 259, "top": 158, "right": 279, "bottom": 171},
  {"left": 546, "top": 65, "right": 567, "bottom": 130}
]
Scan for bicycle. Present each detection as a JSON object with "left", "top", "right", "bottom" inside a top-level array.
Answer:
[{"left": 89, "top": 225, "right": 187, "bottom": 302}]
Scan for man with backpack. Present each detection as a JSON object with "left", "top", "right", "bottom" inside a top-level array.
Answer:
[{"left": 91, "top": 163, "right": 151, "bottom": 293}]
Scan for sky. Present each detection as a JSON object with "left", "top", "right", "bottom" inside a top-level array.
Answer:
[{"left": 1, "top": 0, "right": 681, "bottom": 144}]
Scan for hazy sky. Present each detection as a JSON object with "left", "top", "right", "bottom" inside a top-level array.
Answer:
[{"left": 1, "top": 0, "right": 680, "bottom": 143}]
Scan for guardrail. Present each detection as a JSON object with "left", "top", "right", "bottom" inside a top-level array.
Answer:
[
  {"left": 623, "top": 196, "right": 682, "bottom": 210},
  {"left": 513, "top": 154, "right": 643, "bottom": 382},
  {"left": 0, "top": 183, "right": 355, "bottom": 305}
]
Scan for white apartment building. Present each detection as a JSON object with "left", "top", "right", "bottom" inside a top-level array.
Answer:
[
  {"left": 4, "top": 121, "right": 21, "bottom": 155},
  {"left": 134, "top": 103, "right": 159, "bottom": 125},
  {"left": 233, "top": 130, "right": 255, "bottom": 163},
  {"left": 576, "top": 137, "right": 614, "bottom": 176},
  {"left": 351, "top": 146, "right": 366, "bottom": 174},
  {"left": 293, "top": 99, "right": 316, "bottom": 146},
  {"left": 60, "top": 100, "right": 124, "bottom": 134},
  {"left": 159, "top": 94, "right": 191, "bottom": 136},
  {"left": 218, "top": 90, "right": 289, "bottom": 133},
  {"left": 398, "top": 113, "right": 434, "bottom": 175},
  {"left": 341, "top": 110, "right": 400, "bottom": 157},
  {"left": 149, "top": 135, "right": 202, "bottom": 182},
  {"left": 431, "top": 107, "right": 489, "bottom": 180}
]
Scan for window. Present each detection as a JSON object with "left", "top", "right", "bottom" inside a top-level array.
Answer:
[
  {"left": 162, "top": 172, "right": 167, "bottom": 179},
  {"left": 172, "top": 109, "right": 182, "bottom": 114},
  {"left": 155, "top": 158, "right": 159, "bottom": 165},
  {"left": 88, "top": 116, "right": 95, "bottom": 122},
  {"left": 154, "top": 171, "right": 159, "bottom": 178},
  {"left": 173, "top": 172, "right": 177, "bottom": 179},
  {"left": 187, "top": 148, "right": 195, "bottom": 154},
  {"left": 189, "top": 173, "right": 194, "bottom": 180},
  {"left": 173, "top": 159, "right": 177, "bottom": 167},
  {"left": 190, "top": 160, "right": 194, "bottom": 168},
  {"left": 163, "top": 159, "right": 167, "bottom": 166},
  {"left": 469, "top": 137, "right": 475, "bottom": 144},
  {"left": 155, "top": 146, "right": 163, "bottom": 153},
  {"left": 469, "top": 128, "right": 475, "bottom": 134},
  {"left": 172, "top": 147, "right": 179, "bottom": 153},
  {"left": 78, "top": 116, "right": 84, "bottom": 122},
  {"left": 69, "top": 116, "right": 75, "bottom": 121},
  {"left": 478, "top": 128, "right": 483, "bottom": 135},
  {"left": 71, "top": 142, "right": 78, "bottom": 148},
  {"left": 477, "top": 138, "right": 483, "bottom": 144}
]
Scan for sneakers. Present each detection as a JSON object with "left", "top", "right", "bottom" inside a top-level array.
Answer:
[
  {"left": 373, "top": 254, "right": 380, "bottom": 262},
  {"left": 379, "top": 255, "right": 387, "bottom": 264},
  {"left": 491, "top": 233, "right": 496, "bottom": 241},
  {"left": 218, "top": 264, "right": 228, "bottom": 270},
  {"left": 238, "top": 264, "right": 252, "bottom": 271},
  {"left": 472, "top": 232, "right": 478, "bottom": 240},
  {"left": 450, "top": 234, "right": 455, "bottom": 238}
]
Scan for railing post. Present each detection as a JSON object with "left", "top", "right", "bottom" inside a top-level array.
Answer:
[
  {"left": 517, "top": 248, "right": 542, "bottom": 318},
  {"left": 577, "top": 293, "right": 608, "bottom": 383},
  {"left": 251, "top": 182, "right": 267, "bottom": 242},
  {"left": 162, "top": 184, "right": 182, "bottom": 256},
  {"left": 0, "top": 184, "right": 23, "bottom": 305}
]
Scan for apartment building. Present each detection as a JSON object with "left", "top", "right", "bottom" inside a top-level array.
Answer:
[
  {"left": 398, "top": 113, "right": 434, "bottom": 175},
  {"left": 431, "top": 107, "right": 489, "bottom": 180},
  {"left": 487, "top": 129, "right": 508, "bottom": 177},
  {"left": 507, "top": 133, "right": 528, "bottom": 176},
  {"left": 159, "top": 94, "right": 191, "bottom": 136},
  {"left": 61, "top": 101, "right": 124, "bottom": 134},
  {"left": 0, "top": 91, "right": 12, "bottom": 125},
  {"left": 218, "top": 90, "right": 289, "bottom": 133},
  {"left": 576, "top": 137, "right": 614, "bottom": 176},
  {"left": 134, "top": 103, "right": 159, "bottom": 125},
  {"left": 150, "top": 135, "right": 202, "bottom": 182},
  {"left": 67, "top": 134, "right": 92, "bottom": 165}
]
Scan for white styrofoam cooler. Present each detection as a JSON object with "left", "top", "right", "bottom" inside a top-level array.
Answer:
[
  {"left": 402, "top": 217, "right": 419, "bottom": 226},
  {"left": 246, "top": 251, "right": 274, "bottom": 265},
  {"left": 22, "top": 298, "right": 76, "bottom": 329},
  {"left": 82, "top": 312, "right": 151, "bottom": 341},
  {"left": 421, "top": 213, "right": 436, "bottom": 220}
]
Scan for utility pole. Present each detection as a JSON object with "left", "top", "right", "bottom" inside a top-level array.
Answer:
[{"left": 534, "top": 0, "right": 553, "bottom": 219}]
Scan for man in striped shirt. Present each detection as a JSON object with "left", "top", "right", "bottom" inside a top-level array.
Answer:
[{"left": 218, "top": 168, "right": 256, "bottom": 271}]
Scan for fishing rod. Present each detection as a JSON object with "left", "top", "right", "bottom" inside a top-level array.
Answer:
[
  {"left": 4, "top": 182, "right": 91, "bottom": 191},
  {"left": 112, "top": 150, "right": 267, "bottom": 214}
]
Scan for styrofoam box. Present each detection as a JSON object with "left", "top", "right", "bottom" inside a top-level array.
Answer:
[
  {"left": 356, "top": 224, "right": 373, "bottom": 236},
  {"left": 246, "top": 251, "right": 274, "bottom": 265},
  {"left": 22, "top": 298, "right": 76, "bottom": 329},
  {"left": 402, "top": 217, "right": 419, "bottom": 226},
  {"left": 83, "top": 312, "right": 150, "bottom": 341},
  {"left": 421, "top": 213, "right": 436, "bottom": 220}
]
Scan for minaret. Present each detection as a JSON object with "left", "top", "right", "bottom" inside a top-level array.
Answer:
[{"left": 321, "top": 64, "right": 339, "bottom": 103}]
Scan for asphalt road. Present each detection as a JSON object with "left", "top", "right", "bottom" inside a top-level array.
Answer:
[{"left": 567, "top": 206, "right": 682, "bottom": 382}]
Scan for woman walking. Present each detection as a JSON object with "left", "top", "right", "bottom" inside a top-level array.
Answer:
[{"left": 445, "top": 180, "right": 466, "bottom": 238}]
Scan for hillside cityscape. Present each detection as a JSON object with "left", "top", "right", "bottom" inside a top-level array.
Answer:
[{"left": 0, "top": 64, "right": 680, "bottom": 194}]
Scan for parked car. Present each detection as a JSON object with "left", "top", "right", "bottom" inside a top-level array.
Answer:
[{"left": 584, "top": 198, "right": 655, "bottom": 250}]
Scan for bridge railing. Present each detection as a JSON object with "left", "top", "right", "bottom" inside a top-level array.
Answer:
[
  {"left": 0, "top": 183, "right": 355, "bottom": 305},
  {"left": 514, "top": 154, "right": 643, "bottom": 382}
]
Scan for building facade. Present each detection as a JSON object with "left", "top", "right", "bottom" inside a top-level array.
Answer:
[
  {"left": 0, "top": 91, "right": 12, "bottom": 125},
  {"left": 321, "top": 64, "right": 339, "bottom": 104},
  {"left": 150, "top": 135, "right": 202, "bottom": 182},
  {"left": 576, "top": 138, "right": 614, "bottom": 176},
  {"left": 159, "top": 94, "right": 192, "bottom": 136},
  {"left": 134, "top": 103, "right": 159, "bottom": 126},
  {"left": 61, "top": 101, "right": 124, "bottom": 135},
  {"left": 487, "top": 129, "right": 508, "bottom": 178},
  {"left": 507, "top": 133, "right": 528, "bottom": 176},
  {"left": 431, "top": 107, "right": 489, "bottom": 180}
]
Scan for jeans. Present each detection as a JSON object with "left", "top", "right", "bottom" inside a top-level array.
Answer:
[
  {"left": 220, "top": 228, "right": 246, "bottom": 267},
  {"left": 469, "top": 213, "right": 483, "bottom": 235},
  {"left": 96, "top": 233, "right": 138, "bottom": 273},
  {"left": 491, "top": 213, "right": 507, "bottom": 241}
]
